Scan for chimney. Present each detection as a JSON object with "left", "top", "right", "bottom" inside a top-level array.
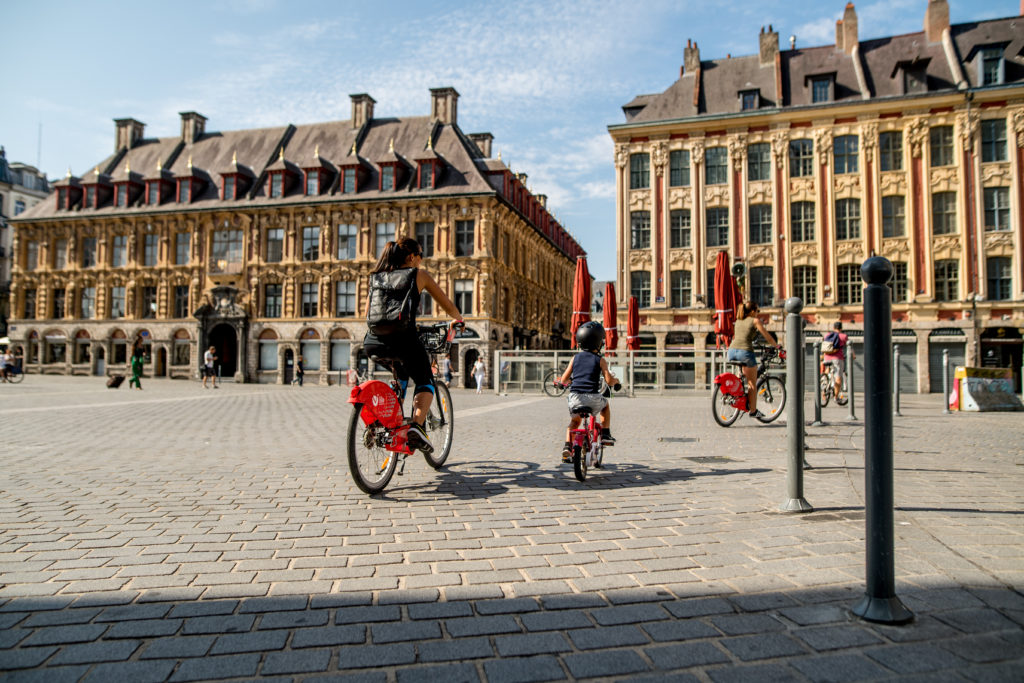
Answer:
[
  {"left": 924, "top": 0, "right": 949, "bottom": 42},
  {"left": 468, "top": 132, "right": 493, "bottom": 158},
  {"left": 841, "top": 3, "right": 858, "bottom": 55},
  {"left": 350, "top": 94, "right": 375, "bottom": 129},
  {"left": 114, "top": 118, "right": 145, "bottom": 152},
  {"left": 179, "top": 111, "right": 207, "bottom": 145},
  {"left": 430, "top": 87, "right": 459, "bottom": 125},
  {"left": 836, "top": 20, "right": 844, "bottom": 51},
  {"left": 684, "top": 39, "right": 701, "bottom": 74},
  {"left": 759, "top": 25, "right": 779, "bottom": 67},
  {"left": 536, "top": 194, "right": 547, "bottom": 208}
]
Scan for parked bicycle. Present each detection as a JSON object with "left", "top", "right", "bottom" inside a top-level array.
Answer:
[
  {"left": 565, "top": 383, "right": 621, "bottom": 481},
  {"left": 346, "top": 322, "right": 460, "bottom": 494},
  {"left": 542, "top": 367, "right": 569, "bottom": 397},
  {"left": 819, "top": 362, "right": 849, "bottom": 407},
  {"left": 711, "top": 345, "right": 787, "bottom": 427}
]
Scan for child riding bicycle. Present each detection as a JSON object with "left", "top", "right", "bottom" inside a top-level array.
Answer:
[{"left": 556, "top": 321, "right": 620, "bottom": 463}]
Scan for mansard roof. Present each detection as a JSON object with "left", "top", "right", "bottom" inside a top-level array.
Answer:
[{"left": 616, "top": 13, "right": 1023, "bottom": 127}]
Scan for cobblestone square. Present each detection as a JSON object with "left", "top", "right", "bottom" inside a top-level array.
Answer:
[{"left": 0, "top": 376, "right": 1022, "bottom": 681}]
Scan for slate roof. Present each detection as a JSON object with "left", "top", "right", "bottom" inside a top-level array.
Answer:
[{"left": 617, "top": 14, "right": 1023, "bottom": 126}]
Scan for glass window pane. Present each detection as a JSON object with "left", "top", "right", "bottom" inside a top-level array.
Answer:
[
  {"left": 705, "top": 147, "right": 728, "bottom": 185},
  {"left": 337, "top": 224, "right": 357, "bottom": 260},
  {"left": 669, "top": 150, "right": 690, "bottom": 187},
  {"left": 630, "top": 211, "right": 651, "bottom": 249},
  {"left": 630, "top": 154, "right": 650, "bottom": 189}
]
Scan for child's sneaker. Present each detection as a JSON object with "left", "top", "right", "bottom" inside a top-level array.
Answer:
[
  {"left": 561, "top": 442, "right": 573, "bottom": 463},
  {"left": 601, "top": 429, "right": 615, "bottom": 445},
  {"left": 749, "top": 409, "right": 764, "bottom": 420}
]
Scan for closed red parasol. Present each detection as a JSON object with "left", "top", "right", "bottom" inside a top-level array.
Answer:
[
  {"left": 603, "top": 282, "right": 618, "bottom": 352},
  {"left": 626, "top": 296, "right": 640, "bottom": 350},
  {"left": 570, "top": 256, "right": 591, "bottom": 349},
  {"left": 713, "top": 251, "right": 743, "bottom": 348}
]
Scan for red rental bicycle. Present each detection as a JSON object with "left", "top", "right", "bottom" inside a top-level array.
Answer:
[
  {"left": 346, "top": 322, "right": 458, "bottom": 494},
  {"left": 711, "top": 345, "right": 787, "bottom": 427},
  {"left": 564, "top": 382, "right": 621, "bottom": 482}
]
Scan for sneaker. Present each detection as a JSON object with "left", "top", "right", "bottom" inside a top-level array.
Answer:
[
  {"left": 601, "top": 429, "right": 615, "bottom": 445},
  {"left": 406, "top": 422, "right": 433, "bottom": 454},
  {"left": 561, "top": 443, "right": 573, "bottom": 463},
  {"left": 749, "top": 409, "right": 764, "bottom": 420}
]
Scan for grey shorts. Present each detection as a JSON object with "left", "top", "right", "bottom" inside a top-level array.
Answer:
[
  {"left": 567, "top": 391, "right": 607, "bottom": 415},
  {"left": 826, "top": 359, "right": 844, "bottom": 374}
]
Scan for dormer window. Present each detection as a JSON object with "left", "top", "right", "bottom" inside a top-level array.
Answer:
[
  {"left": 740, "top": 89, "right": 760, "bottom": 111},
  {"left": 147, "top": 183, "right": 160, "bottom": 205},
  {"left": 86, "top": 186, "right": 96, "bottom": 208},
  {"left": 224, "top": 176, "right": 236, "bottom": 200},
  {"left": 808, "top": 74, "right": 835, "bottom": 103},
  {"left": 57, "top": 188, "right": 67, "bottom": 210},
  {"left": 305, "top": 170, "right": 319, "bottom": 195},
  {"left": 381, "top": 166, "right": 394, "bottom": 191},
  {"left": 980, "top": 46, "right": 1004, "bottom": 86},
  {"left": 269, "top": 173, "right": 282, "bottom": 198},
  {"left": 115, "top": 185, "right": 128, "bottom": 207},
  {"left": 893, "top": 58, "right": 930, "bottom": 95},
  {"left": 179, "top": 179, "right": 191, "bottom": 203},
  {"left": 419, "top": 162, "right": 435, "bottom": 189}
]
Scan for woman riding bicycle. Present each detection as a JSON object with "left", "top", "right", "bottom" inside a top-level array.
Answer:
[
  {"left": 726, "top": 300, "right": 780, "bottom": 420},
  {"left": 363, "top": 237, "right": 462, "bottom": 453}
]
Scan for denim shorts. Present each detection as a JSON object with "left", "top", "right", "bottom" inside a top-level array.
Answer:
[{"left": 727, "top": 349, "right": 757, "bottom": 367}]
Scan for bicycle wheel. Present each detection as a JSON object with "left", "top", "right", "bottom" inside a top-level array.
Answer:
[
  {"left": 818, "top": 374, "right": 832, "bottom": 408},
  {"left": 754, "top": 376, "right": 787, "bottom": 423},
  {"left": 543, "top": 369, "right": 567, "bottom": 397},
  {"left": 8, "top": 370, "right": 24, "bottom": 384},
  {"left": 593, "top": 441, "right": 604, "bottom": 469},
  {"left": 711, "top": 385, "right": 742, "bottom": 427},
  {"left": 572, "top": 441, "right": 588, "bottom": 482},
  {"left": 347, "top": 405, "right": 398, "bottom": 494},
  {"left": 423, "top": 381, "right": 453, "bottom": 469}
]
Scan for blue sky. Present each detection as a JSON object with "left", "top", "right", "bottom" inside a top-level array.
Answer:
[{"left": 2, "top": 0, "right": 1010, "bottom": 280}]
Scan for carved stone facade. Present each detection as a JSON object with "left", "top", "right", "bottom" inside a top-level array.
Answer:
[{"left": 10, "top": 93, "right": 583, "bottom": 386}]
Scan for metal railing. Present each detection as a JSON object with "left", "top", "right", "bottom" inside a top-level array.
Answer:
[{"left": 493, "top": 348, "right": 787, "bottom": 395}]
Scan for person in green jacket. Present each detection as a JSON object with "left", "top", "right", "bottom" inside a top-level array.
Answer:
[{"left": 128, "top": 337, "right": 144, "bottom": 390}]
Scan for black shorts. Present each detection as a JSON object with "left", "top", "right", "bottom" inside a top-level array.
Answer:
[
  {"left": 363, "top": 332, "right": 433, "bottom": 393},
  {"left": 203, "top": 366, "right": 216, "bottom": 378}
]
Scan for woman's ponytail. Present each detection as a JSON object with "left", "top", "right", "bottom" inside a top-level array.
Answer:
[{"left": 371, "top": 237, "right": 422, "bottom": 274}]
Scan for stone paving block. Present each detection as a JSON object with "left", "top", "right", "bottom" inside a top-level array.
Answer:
[
  {"left": 168, "top": 600, "right": 237, "bottom": 619},
  {"left": 865, "top": 643, "right": 967, "bottom": 674},
  {"left": 80, "top": 659, "right": 177, "bottom": 683},
  {"left": 446, "top": 614, "right": 522, "bottom": 638},
  {"left": 211, "top": 626, "right": 290, "bottom": 655},
  {"left": 482, "top": 655, "right": 566, "bottom": 683},
  {"left": 0, "top": 645, "right": 58, "bottom": 669},
  {"left": 705, "top": 662, "right": 802, "bottom": 682},
  {"left": 335, "top": 643, "right": 416, "bottom": 668},
  {"left": 442, "top": 585, "right": 506, "bottom": 601},
  {"left": 138, "top": 635, "right": 215, "bottom": 659},
  {"left": 335, "top": 605, "right": 401, "bottom": 625},
  {"left": 475, "top": 597, "right": 539, "bottom": 615},
  {"left": 539, "top": 593, "right": 607, "bottom": 611},
  {"left": 104, "top": 618, "right": 183, "bottom": 639},
  {"left": 371, "top": 620, "right": 442, "bottom": 643},
  {"left": 494, "top": 632, "right": 572, "bottom": 656},
  {"left": 181, "top": 614, "right": 256, "bottom": 635},
  {"left": 238, "top": 595, "right": 308, "bottom": 613},
  {"left": 939, "top": 633, "right": 1023, "bottom": 663},
  {"left": 643, "top": 619, "right": 720, "bottom": 642},
  {"left": 709, "top": 612, "right": 786, "bottom": 635},
  {"left": 568, "top": 624, "right": 650, "bottom": 650},
  {"left": 201, "top": 583, "right": 270, "bottom": 599},
  {"left": 521, "top": 609, "right": 592, "bottom": 632},
  {"left": 21, "top": 623, "right": 109, "bottom": 646},
  {"left": 396, "top": 663, "right": 480, "bottom": 683},
  {"left": 169, "top": 653, "right": 260, "bottom": 682},
  {"left": 590, "top": 603, "right": 670, "bottom": 626},
  {"left": 563, "top": 649, "right": 651, "bottom": 679},
  {"left": 0, "top": 665, "right": 91, "bottom": 683},
  {"left": 134, "top": 587, "right": 204, "bottom": 603},
  {"left": 48, "top": 639, "right": 141, "bottom": 665},
  {"left": 418, "top": 636, "right": 494, "bottom": 662},
  {"left": 291, "top": 624, "right": 367, "bottom": 648},
  {"left": 310, "top": 592, "right": 373, "bottom": 609},
  {"left": 720, "top": 632, "right": 808, "bottom": 661},
  {"left": 791, "top": 652, "right": 901, "bottom": 682},
  {"left": 21, "top": 608, "right": 101, "bottom": 627},
  {"left": 793, "top": 624, "right": 886, "bottom": 652},
  {"left": 934, "top": 607, "right": 1021, "bottom": 634},
  {"left": 645, "top": 641, "right": 732, "bottom": 669}
]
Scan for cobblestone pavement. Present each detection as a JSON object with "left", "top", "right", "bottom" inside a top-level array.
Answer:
[{"left": 0, "top": 376, "right": 1022, "bottom": 682}]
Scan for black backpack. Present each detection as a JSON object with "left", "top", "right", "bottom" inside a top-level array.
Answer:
[{"left": 367, "top": 268, "right": 418, "bottom": 336}]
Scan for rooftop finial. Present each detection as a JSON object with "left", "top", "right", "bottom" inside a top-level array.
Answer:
[
  {"left": 66, "top": 166, "right": 72, "bottom": 178},
  {"left": 94, "top": 166, "right": 100, "bottom": 176},
  {"left": 427, "top": 133, "right": 433, "bottom": 151},
  {"left": 232, "top": 150, "right": 237, "bottom": 165},
  {"left": 350, "top": 140, "right": 357, "bottom": 156},
  {"left": 497, "top": 149, "right": 503, "bottom": 161},
  {"left": 314, "top": 144, "right": 320, "bottom": 159},
  {"left": 279, "top": 147, "right": 284, "bottom": 161},
  {"left": 187, "top": 154, "right": 193, "bottom": 170},
  {"left": 157, "top": 160, "right": 162, "bottom": 172},
  {"left": 125, "top": 159, "right": 131, "bottom": 175},
  {"left": 388, "top": 138, "right": 395, "bottom": 153}
]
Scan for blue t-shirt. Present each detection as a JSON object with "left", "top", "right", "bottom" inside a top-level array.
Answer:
[{"left": 570, "top": 351, "right": 602, "bottom": 393}]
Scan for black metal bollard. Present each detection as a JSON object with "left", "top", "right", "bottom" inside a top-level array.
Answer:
[
  {"left": 942, "top": 350, "right": 951, "bottom": 414},
  {"left": 893, "top": 346, "right": 902, "bottom": 417},
  {"left": 781, "top": 297, "right": 813, "bottom": 512},
  {"left": 846, "top": 350, "right": 857, "bottom": 421},
  {"left": 811, "top": 342, "right": 824, "bottom": 426},
  {"left": 851, "top": 257, "right": 913, "bottom": 625}
]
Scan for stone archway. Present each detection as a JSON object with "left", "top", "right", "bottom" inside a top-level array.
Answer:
[{"left": 209, "top": 324, "right": 238, "bottom": 378}]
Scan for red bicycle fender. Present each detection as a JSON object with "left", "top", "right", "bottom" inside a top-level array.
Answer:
[{"left": 349, "top": 380, "right": 404, "bottom": 428}]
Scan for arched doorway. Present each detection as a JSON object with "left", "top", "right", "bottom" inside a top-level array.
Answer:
[
  {"left": 94, "top": 346, "right": 106, "bottom": 376},
  {"left": 209, "top": 324, "right": 237, "bottom": 378},
  {"left": 283, "top": 348, "right": 294, "bottom": 385},
  {"left": 464, "top": 349, "right": 480, "bottom": 389}
]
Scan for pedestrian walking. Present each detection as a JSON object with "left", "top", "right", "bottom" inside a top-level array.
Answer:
[
  {"left": 202, "top": 346, "right": 218, "bottom": 389},
  {"left": 441, "top": 353, "right": 453, "bottom": 385},
  {"left": 128, "top": 336, "right": 144, "bottom": 390},
  {"left": 294, "top": 357, "right": 305, "bottom": 387},
  {"left": 473, "top": 357, "right": 486, "bottom": 394}
]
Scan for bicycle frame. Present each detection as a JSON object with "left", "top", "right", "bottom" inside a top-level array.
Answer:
[
  {"left": 569, "top": 412, "right": 602, "bottom": 468},
  {"left": 347, "top": 381, "right": 413, "bottom": 455}
]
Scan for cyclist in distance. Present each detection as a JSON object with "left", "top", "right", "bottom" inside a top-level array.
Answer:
[
  {"left": 363, "top": 238, "right": 462, "bottom": 453},
  {"left": 821, "top": 321, "right": 850, "bottom": 397},
  {"left": 726, "top": 301, "right": 781, "bottom": 420},
  {"left": 557, "top": 321, "right": 620, "bottom": 462}
]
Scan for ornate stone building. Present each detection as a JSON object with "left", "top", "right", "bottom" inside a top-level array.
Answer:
[
  {"left": 610, "top": 1, "right": 1024, "bottom": 392},
  {"left": 0, "top": 148, "right": 49, "bottom": 332},
  {"left": 9, "top": 88, "right": 584, "bottom": 385}
]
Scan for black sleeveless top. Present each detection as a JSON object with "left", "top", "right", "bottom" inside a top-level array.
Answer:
[{"left": 570, "top": 351, "right": 602, "bottom": 393}]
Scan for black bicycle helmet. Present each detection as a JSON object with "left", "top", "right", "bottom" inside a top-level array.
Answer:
[{"left": 575, "top": 321, "right": 605, "bottom": 351}]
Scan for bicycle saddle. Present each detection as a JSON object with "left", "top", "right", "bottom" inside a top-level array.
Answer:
[{"left": 571, "top": 407, "right": 594, "bottom": 416}]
